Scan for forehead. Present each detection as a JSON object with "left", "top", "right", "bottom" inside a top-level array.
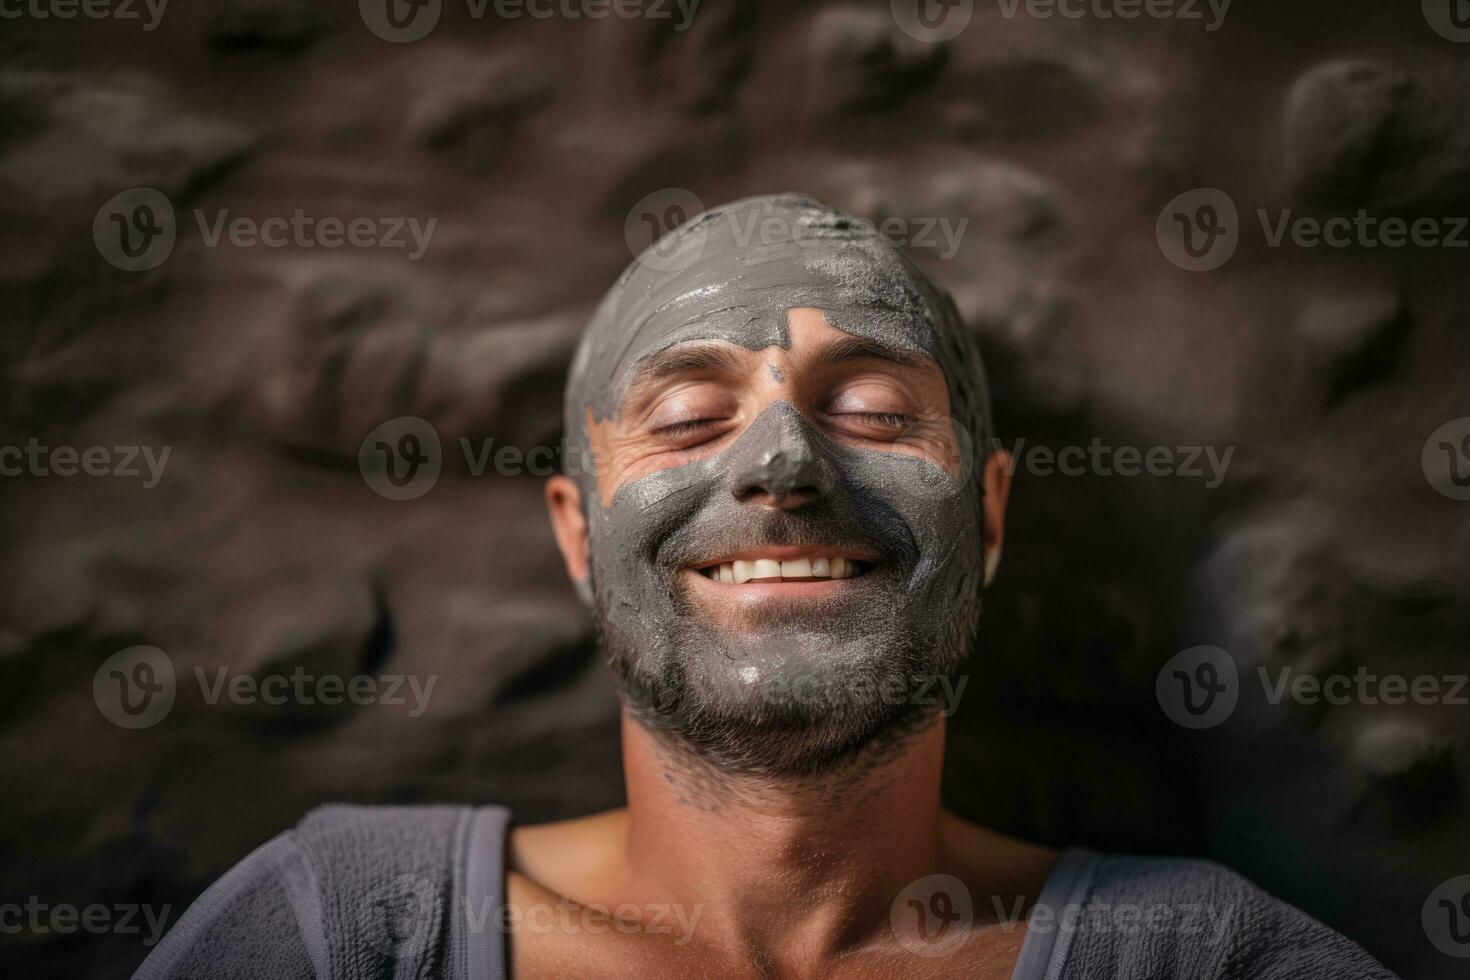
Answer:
[{"left": 576, "top": 206, "right": 947, "bottom": 424}]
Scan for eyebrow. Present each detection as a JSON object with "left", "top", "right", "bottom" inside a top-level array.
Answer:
[
  {"left": 819, "top": 335, "right": 931, "bottom": 370},
  {"left": 626, "top": 342, "right": 748, "bottom": 394},
  {"left": 624, "top": 334, "right": 932, "bottom": 399}
]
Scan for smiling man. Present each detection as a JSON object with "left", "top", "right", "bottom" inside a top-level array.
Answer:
[{"left": 136, "top": 194, "right": 1395, "bottom": 979}]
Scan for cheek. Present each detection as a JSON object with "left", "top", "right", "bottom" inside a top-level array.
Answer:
[
  {"left": 834, "top": 443, "right": 980, "bottom": 549},
  {"left": 587, "top": 419, "right": 691, "bottom": 508},
  {"left": 899, "top": 420, "right": 964, "bottom": 478},
  {"left": 844, "top": 418, "right": 962, "bottom": 480},
  {"left": 595, "top": 439, "right": 720, "bottom": 508}
]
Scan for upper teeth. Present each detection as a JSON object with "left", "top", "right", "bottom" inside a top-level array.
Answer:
[{"left": 703, "top": 557, "right": 862, "bottom": 583}]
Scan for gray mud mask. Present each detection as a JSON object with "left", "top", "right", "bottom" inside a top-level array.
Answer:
[{"left": 564, "top": 194, "right": 994, "bottom": 776}]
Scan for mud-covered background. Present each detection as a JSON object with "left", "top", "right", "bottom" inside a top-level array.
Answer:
[{"left": 2, "top": 0, "right": 1469, "bottom": 976}]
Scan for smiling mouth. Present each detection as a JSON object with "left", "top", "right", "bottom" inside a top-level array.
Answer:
[{"left": 691, "top": 554, "right": 875, "bottom": 584}]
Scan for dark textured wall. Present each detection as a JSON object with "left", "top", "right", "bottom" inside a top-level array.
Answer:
[{"left": 2, "top": 1, "right": 1468, "bottom": 977}]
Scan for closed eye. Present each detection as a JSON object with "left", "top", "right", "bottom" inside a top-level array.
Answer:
[
  {"left": 840, "top": 411, "right": 911, "bottom": 428},
  {"left": 653, "top": 418, "right": 723, "bottom": 437},
  {"left": 822, "top": 410, "right": 914, "bottom": 441},
  {"left": 649, "top": 417, "right": 733, "bottom": 448}
]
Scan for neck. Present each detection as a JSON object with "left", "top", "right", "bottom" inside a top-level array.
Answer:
[{"left": 619, "top": 709, "right": 948, "bottom": 959}]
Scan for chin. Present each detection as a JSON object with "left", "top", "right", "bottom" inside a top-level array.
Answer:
[{"left": 604, "top": 612, "right": 970, "bottom": 778}]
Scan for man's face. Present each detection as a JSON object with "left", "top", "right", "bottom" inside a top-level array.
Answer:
[
  {"left": 551, "top": 309, "right": 995, "bottom": 775},
  {"left": 593, "top": 304, "right": 962, "bottom": 626},
  {"left": 547, "top": 196, "right": 1004, "bottom": 776}
]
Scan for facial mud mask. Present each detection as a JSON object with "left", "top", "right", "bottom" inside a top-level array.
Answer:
[{"left": 564, "top": 194, "right": 995, "bottom": 776}]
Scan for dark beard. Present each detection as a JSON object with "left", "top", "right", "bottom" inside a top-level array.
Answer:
[{"left": 596, "top": 571, "right": 981, "bottom": 779}]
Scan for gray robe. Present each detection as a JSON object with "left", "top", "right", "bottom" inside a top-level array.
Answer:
[{"left": 134, "top": 805, "right": 1398, "bottom": 980}]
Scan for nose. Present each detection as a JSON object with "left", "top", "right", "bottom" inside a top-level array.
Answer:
[{"left": 724, "top": 404, "right": 838, "bottom": 509}]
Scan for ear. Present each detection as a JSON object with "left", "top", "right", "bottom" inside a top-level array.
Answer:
[
  {"left": 546, "top": 475, "right": 591, "bottom": 588},
  {"left": 980, "top": 449, "right": 1013, "bottom": 587}
]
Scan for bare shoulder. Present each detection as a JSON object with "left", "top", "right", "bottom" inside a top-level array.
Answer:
[{"left": 508, "top": 807, "right": 630, "bottom": 900}]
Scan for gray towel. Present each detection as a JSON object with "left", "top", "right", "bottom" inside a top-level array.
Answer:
[
  {"left": 134, "top": 805, "right": 508, "bottom": 980},
  {"left": 135, "top": 805, "right": 1397, "bottom": 979},
  {"left": 1013, "top": 849, "right": 1399, "bottom": 979}
]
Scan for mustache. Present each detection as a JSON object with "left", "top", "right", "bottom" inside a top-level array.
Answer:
[{"left": 658, "top": 493, "right": 914, "bottom": 571}]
